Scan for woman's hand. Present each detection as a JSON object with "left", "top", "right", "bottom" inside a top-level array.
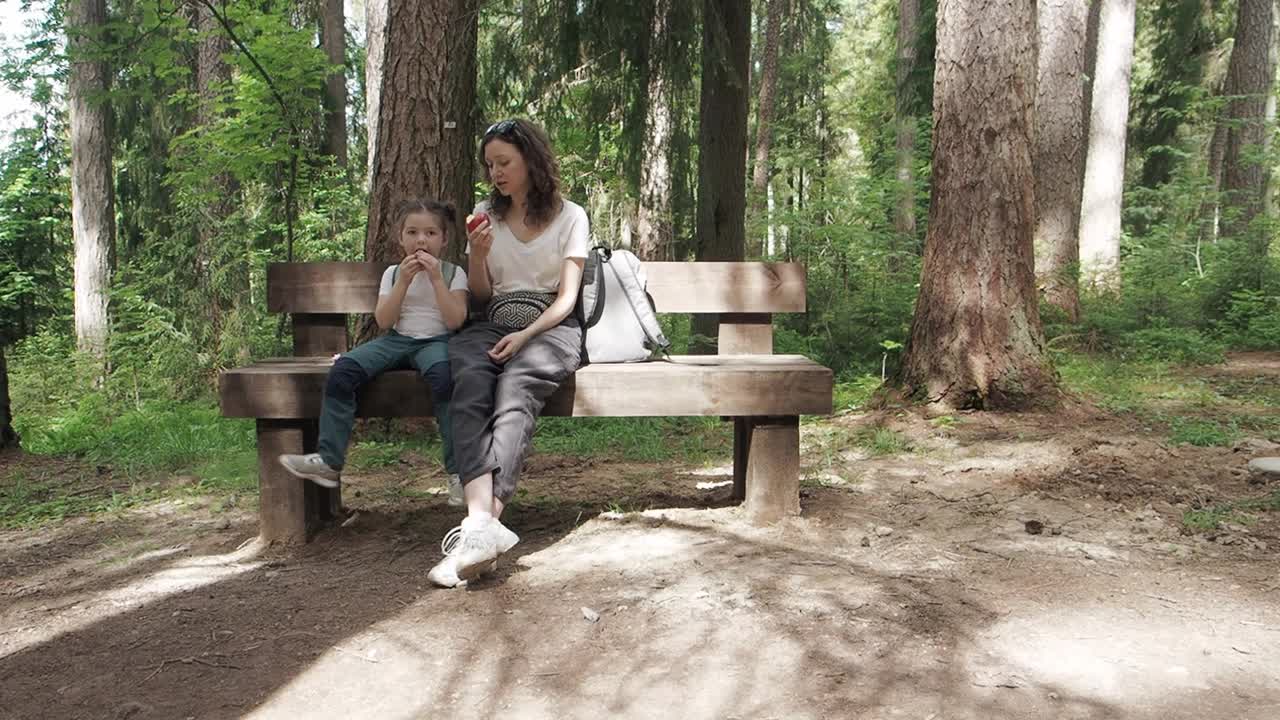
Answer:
[
  {"left": 488, "top": 330, "right": 531, "bottom": 364},
  {"left": 468, "top": 219, "right": 493, "bottom": 260}
]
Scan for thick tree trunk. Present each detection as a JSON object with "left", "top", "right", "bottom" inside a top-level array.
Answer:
[
  {"left": 893, "top": 0, "right": 920, "bottom": 252},
  {"left": 898, "top": 0, "right": 1057, "bottom": 412},
  {"left": 1078, "top": 0, "right": 1135, "bottom": 291},
  {"left": 364, "top": 0, "right": 478, "bottom": 264},
  {"left": 364, "top": 0, "right": 388, "bottom": 193},
  {"left": 749, "top": 0, "right": 784, "bottom": 257},
  {"left": 635, "top": 0, "right": 674, "bottom": 262},
  {"left": 1033, "top": 0, "right": 1089, "bottom": 321},
  {"left": 692, "top": 0, "right": 752, "bottom": 353},
  {"left": 68, "top": 0, "right": 114, "bottom": 359},
  {"left": 195, "top": 2, "right": 237, "bottom": 344},
  {"left": 1220, "top": 0, "right": 1276, "bottom": 269},
  {"left": 0, "top": 347, "right": 17, "bottom": 450},
  {"left": 322, "top": 0, "right": 347, "bottom": 167}
]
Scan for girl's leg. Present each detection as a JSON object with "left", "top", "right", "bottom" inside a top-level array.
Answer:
[
  {"left": 316, "top": 335, "right": 411, "bottom": 469},
  {"left": 411, "top": 339, "right": 457, "bottom": 475}
]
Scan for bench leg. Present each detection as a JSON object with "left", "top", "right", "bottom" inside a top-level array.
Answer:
[
  {"left": 257, "top": 419, "right": 340, "bottom": 545},
  {"left": 732, "top": 418, "right": 754, "bottom": 502},
  {"left": 745, "top": 416, "right": 801, "bottom": 523}
]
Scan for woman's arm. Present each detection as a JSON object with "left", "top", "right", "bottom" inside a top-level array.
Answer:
[
  {"left": 466, "top": 221, "right": 494, "bottom": 303},
  {"left": 486, "top": 257, "right": 585, "bottom": 363}
]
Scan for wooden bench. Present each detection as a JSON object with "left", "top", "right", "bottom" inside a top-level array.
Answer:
[{"left": 218, "top": 261, "right": 834, "bottom": 544}]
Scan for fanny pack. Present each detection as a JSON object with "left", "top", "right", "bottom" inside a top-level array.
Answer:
[{"left": 487, "top": 290, "right": 556, "bottom": 329}]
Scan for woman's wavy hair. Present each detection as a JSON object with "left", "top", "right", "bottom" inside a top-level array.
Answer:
[{"left": 480, "top": 118, "right": 563, "bottom": 228}]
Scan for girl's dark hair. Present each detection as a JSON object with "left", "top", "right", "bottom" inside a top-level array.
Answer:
[
  {"left": 480, "top": 118, "right": 563, "bottom": 228},
  {"left": 394, "top": 198, "right": 457, "bottom": 240}
]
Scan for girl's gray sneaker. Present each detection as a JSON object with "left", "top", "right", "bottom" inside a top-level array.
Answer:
[{"left": 278, "top": 453, "right": 341, "bottom": 488}]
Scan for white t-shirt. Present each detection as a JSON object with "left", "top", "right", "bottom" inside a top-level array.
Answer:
[
  {"left": 470, "top": 199, "right": 590, "bottom": 294},
  {"left": 377, "top": 262, "right": 469, "bottom": 339}
]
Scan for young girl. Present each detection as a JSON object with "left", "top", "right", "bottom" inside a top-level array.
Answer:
[
  {"left": 428, "top": 119, "right": 588, "bottom": 588},
  {"left": 279, "top": 199, "right": 470, "bottom": 504}
]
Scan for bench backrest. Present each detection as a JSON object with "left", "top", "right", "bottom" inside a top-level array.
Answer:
[{"left": 267, "top": 261, "right": 807, "bottom": 357}]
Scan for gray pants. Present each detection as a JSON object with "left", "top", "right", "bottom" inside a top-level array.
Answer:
[{"left": 449, "top": 320, "right": 582, "bottom": 502}]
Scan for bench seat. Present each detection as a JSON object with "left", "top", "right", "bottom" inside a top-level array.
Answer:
[{"left": 221, "top": 354, "right": 833, "bottom": 419}]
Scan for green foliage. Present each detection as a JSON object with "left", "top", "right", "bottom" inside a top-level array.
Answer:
[
  {"left": 854, "top": 425, "right": 912, "bottom": 455},
  {"left": 534, "top": 417, "right": 728, "bottom": 462},
  {"left": 1125, "top": 325, "right": 1226, "bottom": 365},
  {"left": 1168, "top": 417, "right": 1237, "bottom": 447}
]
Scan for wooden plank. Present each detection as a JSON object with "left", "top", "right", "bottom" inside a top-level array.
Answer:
[
  {"left": 266, "top": 261, "right": 807, "bottom": 315},
  {"left": 220, "top": 355, "right": 834, "bottom": 419},
  {"left": 256, "top": 420, "right": 311, "bottom": 545},
  {"left": 719, "top": 313, "right": 772, "bottom": 354},
  {"left": 745, "top": 416, "right": 801, "bottom": 523},
  {"left": 268, "top": 262, "right": 384, "bottom": 314},
  {"left": 293, "top": 314, "right": 348, "bottom": 356}
]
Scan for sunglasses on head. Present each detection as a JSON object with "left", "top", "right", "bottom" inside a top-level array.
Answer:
[{"left": 485, "top": 119, "right": 518, "bottom": 138}]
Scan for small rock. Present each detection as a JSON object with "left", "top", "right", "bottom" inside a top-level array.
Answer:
[
  {"left": 1024, "top": 520, "right": 1044, "bottom": 535},
  {"left": 1248, "top": 457, "right": 1280, "bottom": 475},
  {"left": 860, "top": 536, "right": 871, "bottom": 547},
  {"left": 875, "top": 526, "right": 894, "bottom": 537},
  {"left": 581, "top": 607, "right": 600, "bottom": 623}
]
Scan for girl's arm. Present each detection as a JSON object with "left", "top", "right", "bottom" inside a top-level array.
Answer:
[
  {"left": 374, "top": 257, "right": 419, "bottom": 329},
  {"left": 427, "top": 262, "right": 469, "bottom": 330}
]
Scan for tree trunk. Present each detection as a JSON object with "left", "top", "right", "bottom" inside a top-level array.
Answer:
[
  {"left": 365, "top": 0, "right": 478, "bottom": 264},
  {"left": 322, "top": 0, "right": 347, "bottom": 167},
  {"left": 1219, "top": 0, "right": 1276, "bottom": 269},
  {"left": 692, "top": 0, "right": 752, "bottom": 353},
  {"left": 1078, "top": 0, "right": 1135, "bottom": 291},
  {"left": 749, "top": 0, "right": 784, "bottom": 257},
  {"left": 195, "top": 2, "right": 238, "bottom": 346},
  {"left": 364, "top": 0, "right": 388, "bottom": 193},
  {"left": 0, "top": 347, "right": 17, "bottom": 450},
  {"left": 68, "top": 0, "right": 114, "bottom": 360},
  {"left": 893, "top": 0, "right": 920, "bottom": 255},
  {"left": 1033, "top": 0, "right": 1089, "bottom": 321},
  {"left": 635, "top": 0, "right": 674, "bottom": 262},
  {"left": 898, "top": 0, "right": 1057, "bottom": 412}
]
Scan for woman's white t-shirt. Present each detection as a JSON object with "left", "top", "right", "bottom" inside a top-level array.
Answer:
[
  {"left": 377, "top": 263, "right": 469, "bottom": 339},
  {"left": 471, "top": 199, "right": 590, "bottom": 293}
]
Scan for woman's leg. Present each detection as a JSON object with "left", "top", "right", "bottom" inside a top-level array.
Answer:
[{"left": 447, "top": 324, "right": 507, "bottom": 502}]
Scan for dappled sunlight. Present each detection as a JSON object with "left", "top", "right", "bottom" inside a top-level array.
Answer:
[{"left": 0, "top": 538, "right": 265, "bottom": 659}]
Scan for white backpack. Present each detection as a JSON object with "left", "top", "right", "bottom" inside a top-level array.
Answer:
[{"left": 577, "top": 247, "right": 671, "bottom": 363}]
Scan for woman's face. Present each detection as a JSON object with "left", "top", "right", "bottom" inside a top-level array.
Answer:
[{"left": 483, "top": 138, "right": 530, "bottom": 199}]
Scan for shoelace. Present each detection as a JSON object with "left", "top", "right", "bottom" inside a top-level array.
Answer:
[{"left": 440, "top": 525, "right": 463, "bottom": 556}]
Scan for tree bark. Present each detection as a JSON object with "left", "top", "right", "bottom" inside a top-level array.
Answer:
[
  {"left": 692, "top": 0, "right": 752, "bottom": 353},
  {"left": 0, "top": 347, "right": 17, "bottom": 450},
  {"left": 195, "top": 2, "right": 238, "bottom": 344},
  {"left": 893, "top": 0, "right": 920, "bottom": 253},
  {"left": 68, "top": 0, "right": 114, "bottom": 359},
  {"left": 898, "top": 0, "right": 1058, "bottom": 412},
  {"left": 635, "top": 0, "right": 674, "bottom": 262},
  {"left": 364, "top": 0, "right": 388, "bottom": 193},
  {"left": 1078, "top": 0, "right": 1135, "bottom": 291},
  {"left": 322, "top": 0, "right": 347, "bottom": 167},
  {"left": 364, "top": 0, "right": 478, "bottom": 264},
  {"left": 1033, "top": 0, "right": 1089, "bottom": 321},
  {"left": 750, "top": 0, "right": 784, "bottom": 257},
  {"left": 1219, "top": 0, "right": 1276, "bottom": 268}
]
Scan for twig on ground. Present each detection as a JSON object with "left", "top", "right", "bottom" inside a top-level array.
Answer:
[{"left": 139, "top": 655, "right": 242, "bottom": 683}]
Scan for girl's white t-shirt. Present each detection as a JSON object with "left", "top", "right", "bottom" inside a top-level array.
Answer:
[
  {"left": 377, "top": 263, "right": 469, "bottom": 339},
  {"left": 470, "top": 199, "right": 590, "bottom": 293}
]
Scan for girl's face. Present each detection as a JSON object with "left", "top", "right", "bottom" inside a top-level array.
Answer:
[
  {"left": 484, "top": 138, "right": 530, "bottom": 199},
  {"left": 399, "top": 211, "right": 446, "bottom": 258}
]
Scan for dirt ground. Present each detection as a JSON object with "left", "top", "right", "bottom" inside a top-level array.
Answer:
[{"left": 3, "top": 356, "right": 1280, "bottom": 719}]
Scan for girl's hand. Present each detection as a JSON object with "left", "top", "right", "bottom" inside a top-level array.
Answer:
[
  {"left": 398, "top": 253, "right": 424, "bottom": 282},
  {"left": 487, "top": 330, "right": 530, "bottom": 364},
  {"left": 415, "top": 250, "right": 443, "bottom": 281}
]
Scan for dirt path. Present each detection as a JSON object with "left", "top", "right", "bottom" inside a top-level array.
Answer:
[{"left": 3, "top": 356, "right": 1280, "bottom": 719}]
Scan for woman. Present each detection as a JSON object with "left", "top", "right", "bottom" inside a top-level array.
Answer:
[{"left": 428, "top": 119, "right": 589, "bottom": 588}]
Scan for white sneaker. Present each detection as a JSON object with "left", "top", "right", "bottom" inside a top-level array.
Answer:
[
  {"left": 490, "top": 518, "right": 519, "bottom": 554},
  {"left": 447, "top": 474, "right": 464, "bottom": 506},
  {"left": 278, "top": 453, "right": 340, "bottom": 488},
  {"left": 428, "top": 516, "right": 499, "bottom": 586}
]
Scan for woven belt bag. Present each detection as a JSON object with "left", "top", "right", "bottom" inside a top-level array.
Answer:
[{"left": 486, "top": 290, "right": 556, "bottom": 329}]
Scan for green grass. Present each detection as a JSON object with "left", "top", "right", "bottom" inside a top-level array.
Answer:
[
  {"left": 533, "top": 416, "right": 729, "bottom": 462},
  {"left": 1183, "top": 490, "right": 1280, "bottom": 531},
  {"left": 1167, "top": 417, "right": 1239, "bottom": 447},
  {"left": 0, "top": 469, "right": 162, "bottom": 528},
  {"left": 854, "top": 426, "right": 913, "bottom": 456}
]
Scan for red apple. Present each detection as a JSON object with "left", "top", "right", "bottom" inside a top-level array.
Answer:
[{"left": 466, "top": 212, "right": 489, "bottom": 233}]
